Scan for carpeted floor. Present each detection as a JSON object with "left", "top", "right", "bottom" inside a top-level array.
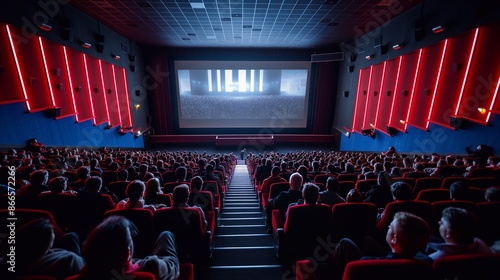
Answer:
[{"left": 198, "top": 160, "right": 295, "bottom": 280}]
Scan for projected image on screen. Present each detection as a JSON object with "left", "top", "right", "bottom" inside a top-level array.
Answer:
[{"left": 174, "top": 60, "right": 310, "bottom": 129}]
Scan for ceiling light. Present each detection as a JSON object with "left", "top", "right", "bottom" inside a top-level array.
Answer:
[
  {"left": 190, "top": 2, "right": 205, "bottom": 9},
  {"left": 432, "top": 25, "right": 445, "bottom": 33},
  {"left": 39, "top": 23, "right": 52, "bottom": 31},
  {"left": 392, "top": 43, "right": 403, "bottom": 50}
]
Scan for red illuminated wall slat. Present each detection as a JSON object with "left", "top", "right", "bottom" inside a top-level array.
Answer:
[
  {"left": 8, "top": 25, "right": 53, "bottom": 112},
  {"left": 428, "top": 29, "right": 477, "bottom": 128},
  {"left": 0, "top": 24, "right": 25, "bottom": 105},
  {"left": 364, "top": 63, "right": 385, "bottom": 130},
  {"left": 390, "top": 50, "right": 421, "bottom": 131},
  {"left": 100, "top": 61, "right": 121, "bottom": 127},
  {"left": 376, "top": 58, "right": 400, "bottom": 132},
  {"left": 65, "top": 48, "right": 94, "bottom": 123},
  {"left": 408, "top": 41, "right": 446, "bottom": 130},
  {"left": 39, "top": 38, "right": 77, "bottom": 119},
  {"left": 456, "top": 23, "right": 500, "bottom": 124},
  {"left": 352, "top": 67, "right": 371, "bottom": 133},
  {"left": 84, "top": 55, "right": 109, "bottom": 125},
  {"left": 114, "top": 67, "right": 133, "bottom": 128}
]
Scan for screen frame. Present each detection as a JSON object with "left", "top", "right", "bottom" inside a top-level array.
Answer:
[{"left": 168, "top": 55, "right": 317, "bottom": 135}]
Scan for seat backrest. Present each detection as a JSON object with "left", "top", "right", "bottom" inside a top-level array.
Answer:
[
  {"left": 337, "top": 173, "right": 358, "bottom": 183},
  {"left": 391, "top": 177, "right": 416, "bottom": 190},
  {"left": 338, "top": 181, "right": 355, "bottom": 199},
  {"left": 413, "top": 177, "right": 443, "bottom": 197},
  {"left": 189, "top": 191, "right": 215, "bottom": 213},
  {"left": 467, "top": 168, "right": 495, "bottom": 178},
  {"left": 161, "top": 171, "right": 177, "bottom": 183},
  {"left": 202, "top": 180, "right": 219, "bottom": 196},
  {"left": 475, "top": 202, "right": 500, "bottom": 245},
  {"left": 314, "top": 174, "right": 330, "bottom": 185},
  {"left": 269, "top": 182, "right": 290, "bottom": 200},
  {"left": 331, "top": 202, "right": 378, "bottom": 242},
  {"left": 36, "top": 193, "right": 78, "bottom": 231},
  {"left": 163, "top": 182, "right": 184, "bottom": 194},
  {"left": 153, "top": 207, "right": 205, "bottom": 237},
  {"left": 470, "top": 177, "right": 497, "bottom": 189},
  {"left": 433, "top": 254, "right": 500, "bottom": 280},
  {"left": 342, "top": 259, "right": 437, "bottom": 280},
  {"left": 107, "top": 181, "right": 129, "bottom": 200},
  {"left": 377, "top": 201, "right": 433, "bottom": 232},
  {"left": 441, "top": 177, "right": 471, "bottom": 189},
  {"left": 355, "top": 179, "right": 377, "bottom": 193},
  {"left": 284, "top": 204, "right": 332, "bottom": 237},
  {"left": 415, "top": 189, "right": 450, "bottom": 203}
]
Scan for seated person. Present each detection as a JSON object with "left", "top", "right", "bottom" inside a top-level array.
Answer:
[
  {"left": 171, "top": 184, "right": 208, "bottom": 229},
  {"left": 319, "top": 176, "right": 345, "bottom": 207},
  {"left": 449, "top": 181, "right": 470, "bottom": 201},
  {"left": 426, "top": 207, "right": 493, "bottom": 260},
  {"left": 0, "top": 218, "right": 84, "bottom": 280},
  {"left": 330, "top": 211, "right": 432, "bottom": 279},
  {"left": 286, "top": 182, "right": 321, "bottom": 218},
  {"left": 77, "top": 216, "right": 180, "bottom": 280},
  {"left": 485, "top": 186, "right": 500, "bottom": 202},
  {"left": 363, "top": 172, "right": 393, "bottom": 209},
  {"left": 144, "top": 177, "right": 169, "bottom": 207},
  {"left": 346, "top": 188, "right": 363, "bottom": 203},
  {"left": 260, "top": 166, "right": 287, "bottom": 202},
  {"left": 116, "top": 180, "right": 158, "bottom": 212},
  {"left": 268, "top": 172, "right": 303, "bottom": 219}
]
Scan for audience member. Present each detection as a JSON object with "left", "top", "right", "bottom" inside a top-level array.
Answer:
[
  {"left": 449, "top": 181, "right": 470, "bottom": 201},
  {"left": 16, "top": 169, "right": 49, "bottom": 198},
  {"left": 484, "top": 186, "right": 500, "bottom": 202},
  {"left": 346, "top": 189, "right": 363, "bottom": 203},
  {"left": 0, "top": 218, "right": 84, "bottom": 279},
  {"left": 171, "top": 184, "right": 208, "bottom": 229},
  {"left": 117, "top": 180, "right": 158, "bottom": 212},
  {"left": 363, "top": 171, "right": 393, "bottom": 209},
  {"left": 78, "top": 216, "right": 179, "bottom": 280},
  {"left": 426, "top": 207, "right": 493, "bottom": 260},
  {"left": 286, "top": 182, "right": 321, "bottom": 216},
  {"left": 144, "top": 177, "right": 169, "bottom": 207},
  {"left": 319, "top": 176, "right": 345, "bottom": 207},
  {"left": 260, "top": 166, "right": 287, "bottom": 202}
]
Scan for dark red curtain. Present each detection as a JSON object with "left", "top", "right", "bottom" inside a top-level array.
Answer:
[{"left": 311, "top": 61, "right": 338, "bottom": 134}]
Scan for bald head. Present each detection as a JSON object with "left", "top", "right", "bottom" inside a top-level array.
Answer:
[{"left": 289, "top": 172, "right": 303, "bottom": 191}]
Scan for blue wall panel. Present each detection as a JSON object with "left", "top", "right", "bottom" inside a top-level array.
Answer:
[
  {"left": 341, "top": 114, "right": 500, "bottom": 155},
  {"left": 0, "top": 102, "right": 143, "bottom": 149}
]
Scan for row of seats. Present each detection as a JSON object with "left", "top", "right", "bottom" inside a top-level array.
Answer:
[
  {"left": 270, "top": 200, "right": 500, "bottom": 262},
  {"left": 296, "top": 254, "right": 500, "bottom": 280}
]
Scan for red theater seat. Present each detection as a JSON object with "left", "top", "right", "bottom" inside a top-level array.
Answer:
[{"left": 342, "top": 259, "right": 438, "bottom": 280}]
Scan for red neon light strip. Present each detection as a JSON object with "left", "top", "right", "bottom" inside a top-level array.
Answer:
[
  {"left": 374, "top": 61, "right": 387, "bottom": 127},
  {"left": 112, "top": 65, "right": 123, "bottom": 125},
  {"left": 38, "top": 37, "right": 56, "bottom": 107},
  {"left": 6, "top": 25, "right": 30, "bottom": 110},
  {"left": 122, "top": 68, "right": 133, "bottom": 127},
  {"left": 389, "top": 56, "right": 403, "bottom": 125},
  {"left": 62, "top": 47, "right": 79, "bottom": 120},
  {"left": 98, "top": 60, "right": 111, "bottom": 124},
  {"left": 454, "top": 28, "right": 479, "bottom": 116},
  {"left": 426, "top": 39, "right": 448, "bottom": 129},
  {"left": 83, "top": 54, "right": 96, "bottom": 124},
  {"left": 486, "top": 77, "right": 500, "bottom": 123},
  {"left": 405, "top": 49, "right": 423, "bottom": 130},
  {"left": 362, "top": 66, "right": 374, "bottom": 128},
  {"left": 352, "top": 69, "right": 363, "bottom": 132}
]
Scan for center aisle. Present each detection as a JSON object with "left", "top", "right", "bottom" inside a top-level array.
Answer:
[{"left": 202, "top": 160, "right": 291, "bottom": 280}]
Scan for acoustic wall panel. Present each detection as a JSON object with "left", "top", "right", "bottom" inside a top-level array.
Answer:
[
  {"left": 39, "top": 38, "right": 77, "bottom": 119},
  {"left": 64, "top": 47, "right": 94, "bottom": 123},
  {"left": 428, "top": 29, "right": 477, "bottom": 128},
  {"left": 0, "top": 24, "right": 26, "bottom": 105},
  {"left": 83, "top": 54, "right": 109, "bottom": 125},
  {"left": 364, "top": 62, "right": 386, "bottom": 131},
  {"left": 114, "top": 66, "right": 133, "bottom": 128},
  {"left": 99, "top": 60, "right": 121, "bottom": 127},
  {"left": 7, "top": 25, "right": 53, "bottom": 111},
  {"left": 352, "top": 67, "right": 371, "bottom": 133},
  {"left": 377, "top": 57, "right": 402, "bottom": 133},
  {"left": 408, "top": 41, "right": 447, "bottom": 131}
]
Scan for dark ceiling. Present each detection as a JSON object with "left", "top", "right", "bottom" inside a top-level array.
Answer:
[{"left": 69, "top": 0, "right": 422, "bottom": 49}]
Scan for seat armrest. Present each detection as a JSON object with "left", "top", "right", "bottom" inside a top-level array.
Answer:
[
  {"left": 178, "top": 263, "right": 194, "bottom": 280},
  {"left": 272, "top": 209, "right": 284, "bottom": 232},
  {"left": 296, "top": 260, "right": 317, "bottom": 280}
]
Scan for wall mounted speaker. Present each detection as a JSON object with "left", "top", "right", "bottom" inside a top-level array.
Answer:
[
  {"left": 29, "top": 78, "right": 36, "bottom": 86},
  {"left": 450, "top": 116, "right": 462, "bottom": 129},
  {"left": 363, "top": 90, "right": 367, "bottom": 95},
  {"left": 386, "top": 90, "right": 391, "bottom": 96},
  {"left": 52, "top": 68, "right": 61, "bottom": 76},
  {"left": 135, "top": 90, "right": 141, "bottom": 97},
  {"left": 130, "top": 64, "right": 136, "bottom": 72},
  {"left": 94, "top": 88, "right": 99, "bottom": 93},
  {"left": 386, "top": 125, "right": 397, "bottom": 136},
  {"left": 344, "top": 91, "right": 349, "bottom": 97},
  {"left": 350, "top": 53, "right": 357, "bottom": 62},
  {"left": 75, "top": 86, "right": 81, "bottom": 92},
  {"left": 96, "top": 43, "right": 104, "bottom": 53},
  {"left": 452, "top": 62, "right": 462, "bottom": 72},
  {"left": 424, "top": 88, "right": 432, "bottom": 96},
  {"left": 311, "top": 52, "right": 344, "bottom": 63},
  {"left": 402, "top": 90, "right": 409, "bottom": 96},
  {"left": 55, "top": 83, "right": 63, "bottom": 90},
  {"left": 45, "top": 107, "right": 60, "bottom": 118},
  {"left": 348, "top": 65, "right": 354, "bottom": 72},
  {"left": 373, "top": 91, "right": 378, "bottom": 96}
]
